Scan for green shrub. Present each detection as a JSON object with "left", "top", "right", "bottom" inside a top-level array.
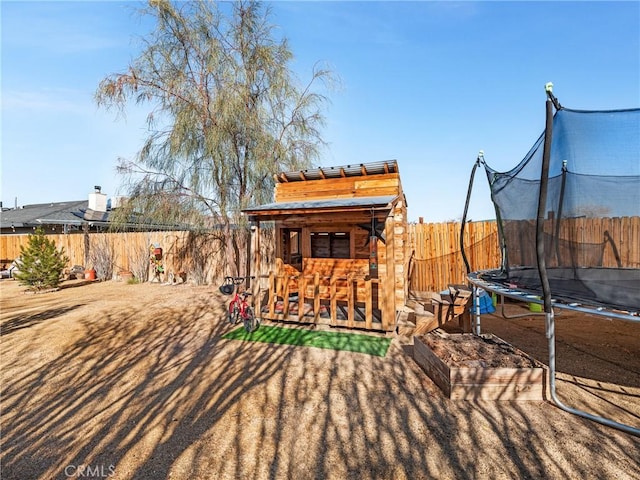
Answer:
[{"left": 14, "top": 227, "right": 69, "bottom": 290}]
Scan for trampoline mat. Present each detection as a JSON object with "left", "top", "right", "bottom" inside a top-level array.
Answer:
[{"left": 481, "top": 267, "right": 640, "bottom": 312}]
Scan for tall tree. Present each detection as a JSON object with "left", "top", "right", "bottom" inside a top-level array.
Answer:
[{"left": 96, "top": 0, "right": 333, "bottom": 276}]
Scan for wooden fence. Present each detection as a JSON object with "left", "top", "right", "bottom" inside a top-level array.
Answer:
[
  {"left": 2, "top": 217, "right": 638, "bottom": 292},
  {"left": 501, "top": 217, "right": 640, "bottom": 269},
  {"left": 407, "top": 220, "right": 501, "bottom": 292},
  {"left": 0, "top": 229, "right": 275, "bottom": 286},
  {"left": 406, "top": 216, "right": 639, "bottom": 292}
]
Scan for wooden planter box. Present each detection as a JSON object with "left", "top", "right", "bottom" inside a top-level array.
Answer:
[{"left": 414, "top": 332, "right": 547, "bottom": 401}]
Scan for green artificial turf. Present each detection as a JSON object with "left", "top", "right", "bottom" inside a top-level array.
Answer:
[{"left": 222, "top": 325, "right": 392, "bottom": 357}]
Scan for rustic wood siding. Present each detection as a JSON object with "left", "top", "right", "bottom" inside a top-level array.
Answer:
[{"left": 274, "top": 174, "right": 402, "bottom": 202}]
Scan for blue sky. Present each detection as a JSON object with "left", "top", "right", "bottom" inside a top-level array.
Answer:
[{"left": 2, "top": 1, "right": 639, "bottom": 222}]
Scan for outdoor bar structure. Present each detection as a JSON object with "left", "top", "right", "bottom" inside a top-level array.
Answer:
[{"left": 243, "top": 160, "right": 408, "bottom": 332}]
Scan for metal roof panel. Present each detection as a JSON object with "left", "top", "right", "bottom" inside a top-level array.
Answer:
[
  {"left": 277, "top": 160, "right": 398, "bottom": 183},
  {"left": 243, "top": 195, "right": 397, "bottom": 215}
]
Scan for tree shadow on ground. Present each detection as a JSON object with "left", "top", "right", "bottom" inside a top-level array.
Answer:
[
  {"left": 1, "top": 289, "right": 639, "bottom": 480},
  {"left": 475, "top": 307, "right": 640, "bottom": 388},
  {"left": 0, "top": 305, "right": 84, "bottom": 336}
]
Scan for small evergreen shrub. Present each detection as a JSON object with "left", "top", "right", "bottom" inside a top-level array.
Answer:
[{"left": 14, "top": 227, "right": 69, "bottom": 290}]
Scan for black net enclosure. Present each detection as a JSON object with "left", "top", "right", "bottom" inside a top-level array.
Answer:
[{"left": 481, "top": 106, "right": 640, "bottom": 313}]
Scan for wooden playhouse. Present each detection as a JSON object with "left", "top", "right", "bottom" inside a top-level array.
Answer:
[{"left": 243, "top": 160, "right": 408, "bottom": 332}]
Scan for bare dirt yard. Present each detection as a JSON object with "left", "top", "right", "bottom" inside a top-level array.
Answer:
[{"left": 1, "top": 278, "right": 639, "bottom": 479}]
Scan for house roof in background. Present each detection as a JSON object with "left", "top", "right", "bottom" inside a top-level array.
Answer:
[
  {"left": 0, "top": 200, "right": 187, "bottom": 231},
  {"left": 0, "top": 201, "right": 89, "bottom": 228}
]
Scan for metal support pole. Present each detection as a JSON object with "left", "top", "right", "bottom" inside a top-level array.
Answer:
[
  {"left": 473, "top": 286, "right": 482, "bottom": 335},
  {"left": 538, "top": 83, "right": 639, "bottom": 437}
]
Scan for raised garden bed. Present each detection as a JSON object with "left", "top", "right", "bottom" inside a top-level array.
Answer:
[{"left": 414, "top": 331, "right": 547, "bottom": 400}]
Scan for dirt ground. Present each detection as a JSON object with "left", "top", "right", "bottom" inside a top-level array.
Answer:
[{"left": 1, "top": 278, "right": 639, "bottom": 480}]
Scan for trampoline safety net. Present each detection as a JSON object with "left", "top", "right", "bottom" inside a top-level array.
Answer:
[{"left": 483, "top": 107, "right": 640, "bottom": 312}]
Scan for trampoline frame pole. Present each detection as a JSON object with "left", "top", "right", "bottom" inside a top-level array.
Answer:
[
  {"left": 538, "top": 83, "right": 640, "bottom": 438},
  {"left": 473, "top": 286, "right": 482, "bottom": 335},
  {"left": 460, "top": 152, "right": 483, "bottom": 276}
]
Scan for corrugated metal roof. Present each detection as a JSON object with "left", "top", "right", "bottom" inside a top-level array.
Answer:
[
  {"left": 243, "top": 195, "right": 397, "bottom": 216},
  {"left": 276, "top": 160, "right": 398, "bottom": 183}
]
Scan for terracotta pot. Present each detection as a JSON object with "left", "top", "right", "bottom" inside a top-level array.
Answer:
[
  {"left": 85, "top": 269, "right": 96, "bottom": 280},
  {"left": 119, "top": 271, "right": 134, "bottom": 282}
]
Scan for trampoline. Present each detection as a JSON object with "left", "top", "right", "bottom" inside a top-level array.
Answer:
[{"left": 462, "top": 84, "right": 639, "bottom": 436}]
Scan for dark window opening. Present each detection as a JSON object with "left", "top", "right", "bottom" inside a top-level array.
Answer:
[
  {"left": 311, "top": 232, "right": 350, "bottom": 259},
  {"left": 282, "top": 228, "right": 302, "bottom": 265}
]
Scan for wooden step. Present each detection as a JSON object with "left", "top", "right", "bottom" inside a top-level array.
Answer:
[
  {"left": 396, "top": 310, "right": 416, "bottom": 336},
  {"left": 413, "top": 312, "right": 440, "bottom": 335},
  {"left": 405, "top": 298, "right": 434, "bottom": 316}
]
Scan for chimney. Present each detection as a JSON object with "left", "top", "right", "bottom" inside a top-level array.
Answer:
[
  {"left": 88, "top": 185, "right": 107, "bottom": 212},
  {"left": 110, "top": 196, "right": 127, "bottom": 209}
]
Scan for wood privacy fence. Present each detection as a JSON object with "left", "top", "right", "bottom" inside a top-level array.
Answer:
[
  {"left": 0, "top": 230, "right": 275, "bottom": 286},
  {"left": 2, "top": 217, "right": 638, "bottom": 292},
  {"left": 501, "top": 217, "right": 640, "bottom": 269},
  {"left": 406, "top": 217, "right": 639, "bottom": 292},
  {"left": 0, "top": 222, "right": 501, "bottom": 291},
  {"left": 407, "top": 220, "right": 501, "bottom": 292}
]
